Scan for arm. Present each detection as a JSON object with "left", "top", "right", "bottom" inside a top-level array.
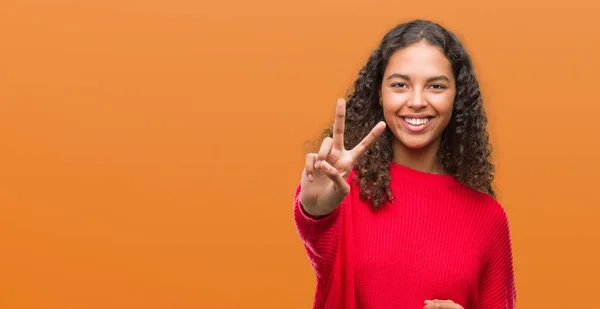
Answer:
[
  {"left": 292, "top": 98, "right": 385, "bottom": 280},
  {"left": 478, "top": 206, "right": 517, "bottom": 309},
  {"left": 293, "top": 183, "right": 345, "bottom": 278}
]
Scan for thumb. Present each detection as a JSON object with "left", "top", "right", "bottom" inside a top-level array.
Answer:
[{"left": 318, "top": 160, "right": 350, "bottom": 196}]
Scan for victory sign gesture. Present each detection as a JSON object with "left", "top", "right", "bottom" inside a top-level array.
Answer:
[{"left": 299, "top": 98, "right": 387, "bottom": 216}]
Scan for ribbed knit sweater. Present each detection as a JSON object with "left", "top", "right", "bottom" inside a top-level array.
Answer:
[{"left": 293, "top": 162, "right": 516, "bottom": 309}]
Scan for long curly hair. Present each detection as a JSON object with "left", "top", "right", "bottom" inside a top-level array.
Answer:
[{"left": 315, "top": 19, "right": 495, "bottom": 208}]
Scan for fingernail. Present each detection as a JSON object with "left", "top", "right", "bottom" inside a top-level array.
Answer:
[
  {"left": 307, "top": 173, "right": 313, "bottom": 180},
  {"left": 315, "top": 160, "right": 321, "bottom": 168},
  {"left": 424, "top": 300, "right": 433, "bottom": 304}
]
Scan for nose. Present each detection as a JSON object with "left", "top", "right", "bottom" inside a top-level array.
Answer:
[{"left": 407, "top": 91, "right": 427, "bottom": 109}]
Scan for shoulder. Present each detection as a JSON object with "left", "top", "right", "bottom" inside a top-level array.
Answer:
[
  {"left": 456, "top": 184, "right": 509, "bottom": 224},
  {"left": 462, "top": 189, "right": 513, "bottom": 247},
  {"left": 479, "top": 192, "right": 509, "bottom": 223}
]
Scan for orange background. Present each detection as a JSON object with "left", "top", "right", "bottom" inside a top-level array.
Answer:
[{"left": 1, "top": 0, "right": 599, "bottom": 308}]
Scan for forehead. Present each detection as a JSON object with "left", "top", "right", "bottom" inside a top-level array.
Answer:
[{"left": 384, "top": 41, "right": 453, "bottom": 78}]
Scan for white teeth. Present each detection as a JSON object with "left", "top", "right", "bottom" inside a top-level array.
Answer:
[{"left": 404, "top": 117, "right": 431, "bottom": 125}]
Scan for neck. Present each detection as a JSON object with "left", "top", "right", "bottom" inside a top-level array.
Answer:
[{"left": 391, "top": 138, "right": 446, "bottom": 175}]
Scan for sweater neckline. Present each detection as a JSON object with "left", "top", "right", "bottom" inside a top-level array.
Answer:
[{"left": 389, "top": 161, "right": 461, "bottom": 187}]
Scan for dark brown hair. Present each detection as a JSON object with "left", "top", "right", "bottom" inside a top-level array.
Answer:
[{"left": 316, "top": 19, "right": 495, "bottom": 208}]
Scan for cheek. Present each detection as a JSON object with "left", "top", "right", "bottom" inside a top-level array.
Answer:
[
  {"left": 382, "top": 103, "right": 402, "bottom": 124},
  {"left": 382, "top": 103, "right": 397, "bottom": 115},
  {"left": 430, "top": 95, "right": 454, "bottom": 119},
  {"left": 381, "top": 92, "right": 408, "bottom": 114}
]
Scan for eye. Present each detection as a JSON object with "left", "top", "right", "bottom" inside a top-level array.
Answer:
[
  {"left": 429, "top": 84, "right": 447, "bottom": 90},
  {"left": 391, "top": 82, "right": 407, "bottom": 88}
]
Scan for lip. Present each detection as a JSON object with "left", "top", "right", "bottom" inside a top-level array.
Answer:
[{"left": 399, "top": 115, "right": 436, "bottom": 133}]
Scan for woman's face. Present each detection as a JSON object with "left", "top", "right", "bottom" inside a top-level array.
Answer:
[{"left": 380, "top": 41, "right": 456, "bottom": 150}]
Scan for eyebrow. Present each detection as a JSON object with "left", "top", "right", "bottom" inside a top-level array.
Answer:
[{"left": 386, "top": 73, "right": 451, "bottom": 83}]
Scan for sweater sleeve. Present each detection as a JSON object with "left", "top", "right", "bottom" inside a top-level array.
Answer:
[
  {"left": 292, "top": 183, "right": 345, "bottom": 280},
  {"left": 478, "top": 205, "right": 517, "bottom": 309}
]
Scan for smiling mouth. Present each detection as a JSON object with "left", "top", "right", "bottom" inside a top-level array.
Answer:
[{"left": 402, "top": 117, "right": 434, "bottom": 126}]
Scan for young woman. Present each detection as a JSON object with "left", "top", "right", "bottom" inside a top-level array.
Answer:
[{"left": 293, "top": 20, "right": 516, "bottom": 309}]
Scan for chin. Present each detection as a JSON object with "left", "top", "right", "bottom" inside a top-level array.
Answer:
[
  {"left": 402, "top": 140, "right": 431, "bottom": 150},
  {"left": 396, "top": 134, "right": 434, "bottom": 150}
]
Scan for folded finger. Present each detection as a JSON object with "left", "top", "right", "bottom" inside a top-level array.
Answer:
[
  {"left": 319, "top": 160, "right": 350, "bottom": 196},
  {"left": 304, "top": 153, "right": 317, "bottom": 180},
  {"left": 317, "top": 137, "right": 334, "bottom": 167}
]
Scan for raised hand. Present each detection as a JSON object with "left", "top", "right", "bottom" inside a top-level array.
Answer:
[{"left": 299, "top": 98, "right": 386, "bottom": 216}]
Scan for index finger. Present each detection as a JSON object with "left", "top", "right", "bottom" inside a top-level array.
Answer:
[
  {"left": 349, "top": 121, "right": 386, "bottom": 161},
  {"left": 332, "top": 98, "right": 346, "bottom": 150}
]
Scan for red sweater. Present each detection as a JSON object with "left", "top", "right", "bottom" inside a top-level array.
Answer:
[{"left": 293, "top": 162, "right": 516, "bottom": 309}]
